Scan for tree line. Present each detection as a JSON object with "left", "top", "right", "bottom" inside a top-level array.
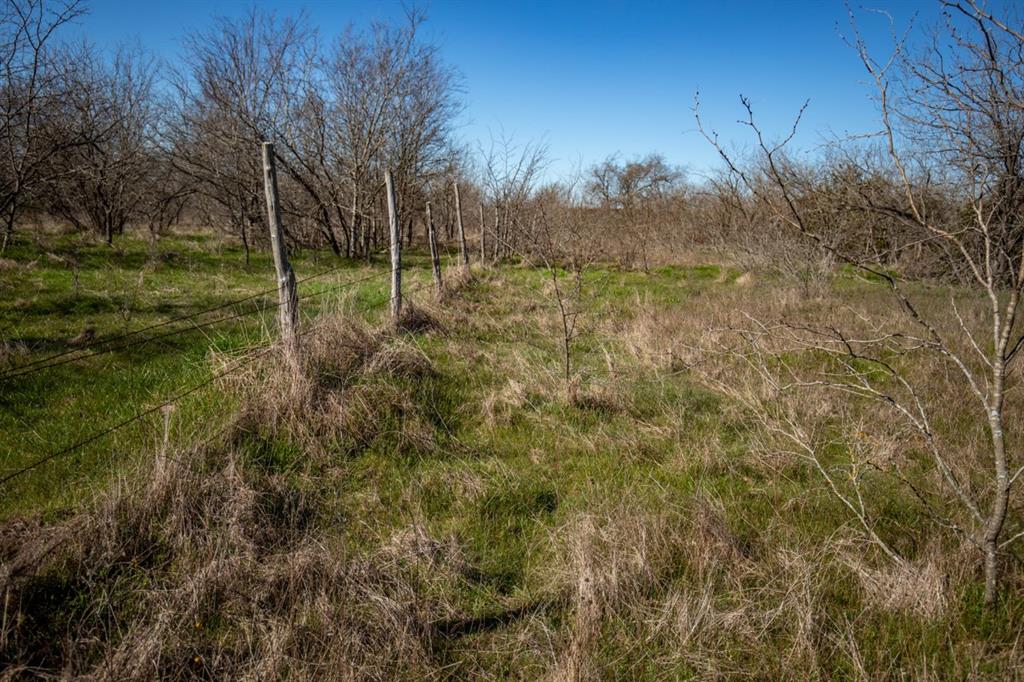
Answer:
[
  {"left": 0, "top": 0, "right": 464, "bottom": 260},
  {"left": 6, "top": 0, "right": 1020, "bottom": 288}
]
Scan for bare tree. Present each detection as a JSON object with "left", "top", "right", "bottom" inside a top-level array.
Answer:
[
  {"left": 167, "top": 8, "right": 312, "bottom": 263},
  {"left": 586, "top": 153, "right": 682, "bottom": 270},
  {"left": 480, "top": 130, "right": 548, "bottom": 260},
  {"left": 695, "top": 2, "right": 1024, "bottom": 604},
  {"left": 44, "top": 44, "right": 157, "bottom": 244},
  {"left": 324, "top": 11, "right": 461, "bottom": 259},
  {"left": 0, "top": 0, "right": 85, "bottom": 250}
]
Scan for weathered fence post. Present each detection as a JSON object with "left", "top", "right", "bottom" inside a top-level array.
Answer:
[
  {"left": 386, "top": 169, "right": 402, "bottom": 322},
  {"left": 261, "top": 142, "right": 299, "bottom": 365},
  {"left": 492, "top": 204, "right": 500, "bottom": 261},
  {"left": 453, "top": 181, "right": 469, "bottom": 267},
  {"left": 479, "top": 203, "right": 486, "bottom": 264},
  {"left": 426, "top": 201, "right": 443, "bottom": 293}
]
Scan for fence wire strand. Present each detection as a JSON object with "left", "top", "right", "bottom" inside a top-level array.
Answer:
[
  {"left": 0, "top": 267, "right": 391, "bottom": 382},
  {"left": 0, "top": 252, "right": 388, "bottom": 380},
  {"left": 0, "top": 275, "right": 433, "bottom": 487}
]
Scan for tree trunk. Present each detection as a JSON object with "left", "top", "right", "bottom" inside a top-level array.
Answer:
[
  {"left": 479, "top": 203, "right": 486, "bottom": 263},
  {"left": 350, "top": 189, "right": 359, "bottom": 260},
  {"left": 984, "top": 359, "right": 1011, "bottom": 605},
  {"left": 240, "top": 219, "right": 251, "bottom": 266},
  {"left": 1, "top": 200, "right": 14, "bottom": 252},
  {"left": 492, "top": 204, "right": 500, "bottom": 260},
  {"left": 364, "top": 215, "right": 372, "bottom": 262},
  {"left": 320, "top": 205, "right": 342, "bottom": 256}
]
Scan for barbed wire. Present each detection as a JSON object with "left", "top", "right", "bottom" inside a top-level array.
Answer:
[
  {"left": 0, "top": 268, "right": 391, "bottom": 382},
  {"left": 0, "top": 252, "right": 387, "bottom": 379},
  {"left": 0, "top": 275, "right": 433, "bottom": 487},
  {"left": 0, "top": 345, "right": 275, "bottom": 486}
]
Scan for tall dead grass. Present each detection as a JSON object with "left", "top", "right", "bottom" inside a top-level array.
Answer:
[
  {"left": 229, "top": 316, "right": 438, "bottom": 459},
  {"left": 0, "top": 315, "right": 461, "bottom": 680}
]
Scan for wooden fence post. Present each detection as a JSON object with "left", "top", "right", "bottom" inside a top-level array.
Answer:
[
  {"left": 426, "top": 201, "right": 443, "bottom": 292},
  {"left": 454, "top": 181, "right": 469, "bottom": 267},
  {"left": 260, "top": 142, "right": 299, "bottom": 364},
  {"left": 479, "top": 203, "right": 486, "bottom": 264},
  {"left": 386, "top": 169, "right": 402, "bottom": 322},
  {"left": 492, "top": 203, "right": 500, "bottom": 261}
]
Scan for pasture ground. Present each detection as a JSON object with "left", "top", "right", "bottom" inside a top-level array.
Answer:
[{"left": 1, "top": 231, "right": 1021, "bottom": 678}]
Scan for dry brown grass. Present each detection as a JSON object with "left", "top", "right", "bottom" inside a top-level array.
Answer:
[
  {"left": 0, "top": 484, "right": 445, "bottom": 682},
  {"left": 395, "top": 301, "right": 444, "bottom": 334},
  {"left": 846, "top": 551, "right": 950, "bottom": 620},
  {"left": 0, "top": 339, "right": 29, "bottom": 369},
  {"left": 0, "top": 313, "right": 469, "bottom": 680},
  {"left": 481, "top": 377, "right": 531, "bottom": 428},
  {"left": 550, "top": 501, "right": 689, "bottom": 681},
  {"left": 543, "top": 491, "right": 858, "bottom": 680},
  {"left": 227, "top": 316, "right": 438, "bottom": 459}
]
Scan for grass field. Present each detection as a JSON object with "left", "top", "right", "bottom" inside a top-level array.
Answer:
[
  {"left": 2, "top": 231, "right": 1022, "bottom": 679},
  {"left": 0, "top": 231, "right": 433, "bottom": 516}
]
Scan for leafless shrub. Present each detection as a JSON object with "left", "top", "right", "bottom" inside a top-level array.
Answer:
[
  {"left": 528, "top": 179, "right": 611, "bottom": 402},
  {"left": 694, "top": 2, "right": 1024, "bottom": 604}
]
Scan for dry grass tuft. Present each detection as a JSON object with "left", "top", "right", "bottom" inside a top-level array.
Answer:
[
  {"left": 684, "top": 491, "right": 754, "bottom": 575},
  {"left": 363, "top": 337, "right": 433, "bottom": 380},
  {"left": 544, "top": 491, "right": 855, "bottom": 679},
  {"left": 227, "top": 317, "right": 438, "bottom": 458},
  {"left": 482, "top": 378, "right": 531, "bottom": 427},
  {"left": 439, "top": 266, "right": 477, "bottom": 301},
  {"left": 847, "top": 553, "right": 950, "bottom": 619},
  {"left": 395, "top": 302, "right": 443, "bottom": 334},
  {"left": 551, "top": 500, "right": 689, "bottom": 680},
  {"left": 0, "top": 324, "right": 467, "bottom": 679},
  {"left": 0, "top": 339, "right": 29, "bottom": 369},
  {"left": 568, "top": 380, "right": 628, "bottom": 414},
  {"left": 734, "top": 271, "right": 756, "bottom": 287}
]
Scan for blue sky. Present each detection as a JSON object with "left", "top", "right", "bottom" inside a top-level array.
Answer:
[{"left": 73, "top": 0, "right": 944, "bottom": 180}]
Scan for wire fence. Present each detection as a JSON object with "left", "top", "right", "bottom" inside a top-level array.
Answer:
[
  {"left": 0, "top": 255, "right": 389, "bottom": 382},
  {"left": 0, "top": 273, "right": 434, "bottom": 487}
]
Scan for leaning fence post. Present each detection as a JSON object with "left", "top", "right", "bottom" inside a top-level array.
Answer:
[
  {"left": 426, "top": 201, "right": 443, "bottom": 293},
  {"left": 261, "top": 141, "right": 299, "bottom": 365},
  {"left": 478, "top": 203, "right": 486, "bottom": 264},
  {"left": 453, "top": 181, "right": 469, "bottom": 267},
  {"left": 386, "top": 169, "right": 402, "bottom": 322}
]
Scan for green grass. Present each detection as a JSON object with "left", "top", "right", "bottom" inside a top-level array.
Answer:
[
  {"left": 0, "top": 230, "right": 441, "bottom": 518},
  {"left": 3, "top": 230, "right": 1022, "bottom": 678}
]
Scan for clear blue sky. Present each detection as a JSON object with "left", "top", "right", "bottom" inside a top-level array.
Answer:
[{"left": 73, "top": 0, "right": 945, "bottom": 180}]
